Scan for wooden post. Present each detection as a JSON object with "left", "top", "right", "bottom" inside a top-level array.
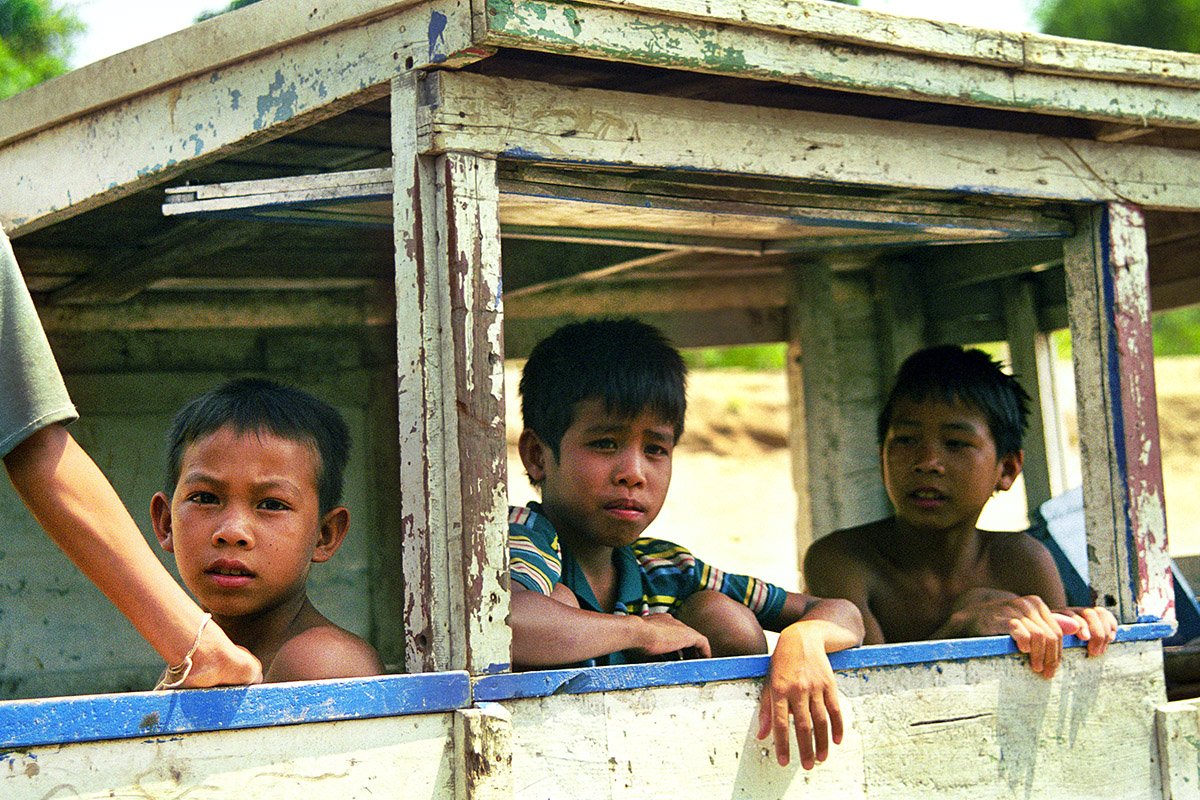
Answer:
[
  {"left": 1064, "top": 203, "right": 1172, "bottom": 624},
  {"left": 455, "top": 704, "right": 514, "bottom": 800},
  {"left": 1003, "top": 277, "right": 1056, "bottom": 513},
  {"left": 394, "top": 73, "right": 511, "bottom": 675}
]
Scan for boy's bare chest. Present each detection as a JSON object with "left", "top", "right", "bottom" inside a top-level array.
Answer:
[{"left": 871, "top": 563, "right": 999, "bottom": 642}]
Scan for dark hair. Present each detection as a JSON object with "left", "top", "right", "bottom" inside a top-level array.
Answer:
[
  {"left": 520, "top": 318, "right": 687, "bottom": 458},
  {"left": 877, "top": 345, "right": 1030, "bottom": 457},
  {"left": 164, "top": 378, "right": 351, "bottom": 514}
]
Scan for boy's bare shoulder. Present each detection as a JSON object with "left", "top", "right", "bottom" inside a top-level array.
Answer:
[
  {"left": 267, "top": 624, "right": 385, "bottom": 682},
  {"left": 979, "top": 528, "right": 1060, "bottom": 581},
  {"left": 808, "top": 518, "right": 897, "bottom": 562}
]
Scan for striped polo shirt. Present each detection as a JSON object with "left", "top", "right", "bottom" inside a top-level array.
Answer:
[{"left": 509, "top": 503, "right": 787, "bottom": 666}]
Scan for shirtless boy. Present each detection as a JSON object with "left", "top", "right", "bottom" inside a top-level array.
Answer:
[
  {"left": 804, "top": 345, "right": 1116, "bottom": 679},
  {"left": 152, "top": 378, "right": 383, "bottom": 682}
]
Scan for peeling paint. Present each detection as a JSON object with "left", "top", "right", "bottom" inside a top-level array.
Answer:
[{"left": 254, "top": 70, "right": 300, "bottom": 131}]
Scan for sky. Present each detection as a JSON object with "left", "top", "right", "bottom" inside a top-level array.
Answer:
[{"left": 67, "top": 0, "right": 1039, "bottom": 69}]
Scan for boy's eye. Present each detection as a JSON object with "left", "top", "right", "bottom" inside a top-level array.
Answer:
[
  {"left": 186, "top": 491, "right": 218, "bottom": 505},
  {"left": 945, "top": 439, "right": 971, "bottom": 450},
  {"left": 889, "top": 434, "right": 915, "bottom": 446},
  {"left": 645, "top": 443, "right": 670, "bottom": 457},
  {"left": 587, "top": 438, "right": 618, "bottom": 451},
  {"left": 258, "top": 498, "right": 290, "bottom": 511}
]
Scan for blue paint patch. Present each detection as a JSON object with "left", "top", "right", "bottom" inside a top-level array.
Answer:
[
  {"left": 428, "top": 11, "right": 448, "bottom": 61},
  {"left": 186, "top": 135, "right": 205, "bottom": 157},
  {"left": 254, "top": 71, "right": 300, "bottom": 131},
  {"left": 228, "top": 89, "right": 241, "bottom": 111}
]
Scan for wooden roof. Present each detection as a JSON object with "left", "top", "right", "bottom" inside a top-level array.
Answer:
[{"left": 2, "top": 0, "right": 1199, "bottom": 350}]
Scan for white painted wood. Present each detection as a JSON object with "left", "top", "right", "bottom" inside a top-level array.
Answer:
[
  {"left": 0, "top": 0, "right": 475, "bottom": 235},
  {"left": 1004, "top": 278, "right": 1054, "bottom": 513},
  {"left": 395, "top": 74, "right": 460, "bottom": 674},
  {"left": 439, "top": 152, "right": 512, "bottom": 674},
  {"left": 0, "top": 0, "right": 433, "bottom": 148},
  {"left": 506, "top": 641, "right": 1165, "bottom": 799},
  {"left": 422, "top": 73, "right": 1200, "bottom": 212},
  {"left": 0, "top": 713, "right": 455, "bottom": 800},
  {"left": 1157, "top": 697, "right": 1200, "bottom": 800},
  {"left": 395, "top": 79, "right": 510, "bottom": 675},
  {"left": 455, "top": 703, "right": 514, "bottom": 800},
  {"left": 580, "top": 0, "right": 1200, "bottom": 86},
  {"left": 481, "top": 0, "right": 1200, "bottom": 130},
  {"left": 1065, "top": 204, "right": 1172, "bottom": 623}
]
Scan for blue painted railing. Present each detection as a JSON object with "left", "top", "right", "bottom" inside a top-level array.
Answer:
[{"left": 0, "top": 622, "right": 1170, "bottom": 750}]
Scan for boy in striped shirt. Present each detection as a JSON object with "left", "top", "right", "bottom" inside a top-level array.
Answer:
[{"left": 509, "top": 318, "right": 863, "bottom": 770}]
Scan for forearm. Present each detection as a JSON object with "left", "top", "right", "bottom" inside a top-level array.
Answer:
[
  {"left": 775, "top": 594, "right": 864, "bottom": 651},
  {"left": 5, "top": 425, "right": 259, "bottom": 684},
  {"left": 510, "top": 589, "right": 647, "bottom": 666}
]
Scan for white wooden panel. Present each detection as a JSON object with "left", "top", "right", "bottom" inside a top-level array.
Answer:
[
  {"left": 506, "top": 641, "right": 1165, "bottom": 799},
  {"left": 422, "top": 72, "right": 1200, "bottom": 212},
  {"left": 1158, "top": 697, "right": 1200, "bottom": 800},
  {"left": 1, "top": 714, "right": 454, "bottom": 800},
  {"left": 0, "top": 0, "right": 475, "bottom": 235},
  {"left": 482, "top": 0, "right": 1200, "bottom": 130}
]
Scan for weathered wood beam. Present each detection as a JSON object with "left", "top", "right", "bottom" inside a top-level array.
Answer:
[
  {"left": 34, "top": 288, "right": 394, "bottom": 332},
  {"left": 422, "top": 73, "right": 1200, "bottom": 212},
  {"left": 912, "top": 240, "right": 1066, "bottom": 289},
  {"left": 503, "top": 273, "right": 784, "bottom": 319},
  {"left": 503, "top": 307, "right": 786, "bottom": 357},
  {"left": 479, "top": 0, "right": 1200, "bottom": 130},
  {"left": 395, "top": 75, "right": 510, "bottom": 675},
  {"left": 567, "top": 0, "right": 1200, "bottom": 87},
  {"left": 0, "top": 0, "right": 480, "bottom": 235},
  {"left": 1065, "top": 203, "right": 1171, "bottom": 623},
  {"left": 48, "top": 219, "right": 269, "bottom": 304}
]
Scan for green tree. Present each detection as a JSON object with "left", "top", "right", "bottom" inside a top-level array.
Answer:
[
  {"left": 1036, "top": 0, "right": 1200, "bottom": 52},
  {"left": 197, "top": 0, "right": 267, "bottom": 22},
  {"left": 0, "top": 0, "right": 81, "bottom": 98}
]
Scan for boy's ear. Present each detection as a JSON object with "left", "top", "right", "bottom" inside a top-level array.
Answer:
[
  {"left": 995, "top": 449, "right": 1024, "bottom": 492},
  {"left": 150, "top": 492, "right": 175, "bottom": 552},
  {"left": 312, "top": 507, "right": 350, "bottom": 563},
  {"left": 517, "top": 429, "right": 549, "bottom": 485}
]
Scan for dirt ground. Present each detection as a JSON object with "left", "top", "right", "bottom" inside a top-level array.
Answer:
[{"left": 505, "top": 355, "right": 1200, "bottom": 593}]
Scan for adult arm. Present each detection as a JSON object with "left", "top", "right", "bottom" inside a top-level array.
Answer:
[
  {"left": 509, "top": 585, "right": 710, "bottom": 667},
  {"left": 4, "top": 423, "right": 262, "bottom": 687},
  {"left": 756, "top": 592, "right": 863, "bottom": 769}
]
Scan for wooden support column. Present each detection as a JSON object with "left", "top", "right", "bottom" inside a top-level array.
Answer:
[
  {"left": 1064, "top": 203, "right": 1172, "bottom": 624},
  {"left": 787, "top": 255, "right": 890, "bottom": 553},
  {"left": 393, "top": 74, "right": 511, "bottom": 674},
  {"left": 455, "top": 704, "right": 513, "bottom": 800},
  {"left": 1003, "top": 278, "right": 1058, "bottom": 513}
]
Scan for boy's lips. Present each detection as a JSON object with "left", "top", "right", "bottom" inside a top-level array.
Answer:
[
  {"left": 604, "top": 498, "right": 647, "bottom": 520},
  {"left": 908, "top": 487, "right": 947, "bottom": 509},
  {"left": 205, "top": 559, "right": 256, "bottom": 588}
]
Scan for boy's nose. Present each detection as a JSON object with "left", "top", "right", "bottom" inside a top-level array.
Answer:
[
  {"left": 212, "top": 511, "right": 255, "bottom": 548},
  {"left": 613, "top": 450, "right": 647, "bottom": 487},
  {"left": 913, "top": 443, "right": 944, "bottom": 473}
]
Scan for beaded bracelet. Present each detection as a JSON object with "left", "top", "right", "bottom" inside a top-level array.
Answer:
[{"left": 154, "top": 613, "right": 212, "bottom": 690}]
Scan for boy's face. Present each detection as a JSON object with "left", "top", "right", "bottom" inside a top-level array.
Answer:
[
  {"left": 520, "top": 398, "right": 674, "bottom": 550},
  {"left": 152, "top": 425, "right": 347, "bottom": 620},
  {"left": 881, "top": 396, "right": 1022, "bottom": 534}
]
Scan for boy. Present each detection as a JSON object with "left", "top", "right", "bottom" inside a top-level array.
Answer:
[
  {"left": 1, "top": 226, "right": 259, "bottom": 688},
  {"left": 804, "top": 345, "right": 1117, "bottom": 680},
  {"left": 509, "top": 318, "right": 864, "bottom": 770},
  {"left": 152, "top": 378, "right": 383, "bottom": 682}
]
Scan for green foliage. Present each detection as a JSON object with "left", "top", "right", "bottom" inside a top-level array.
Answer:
[
  {"left": 1154, "top": 306, "right": 1200, "bottom": 355},
  {"left": 682, "top": 343, "right": 787, "bottom": 371},
  {"left": 0, "top": 0, "right": 81, "bottom": 98},
  {"left": 1035, "top": 0, "right": 1200, "bottom": 52},
  {"left": 197, "top": 0, "right": 268, "bottom": 23}
]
